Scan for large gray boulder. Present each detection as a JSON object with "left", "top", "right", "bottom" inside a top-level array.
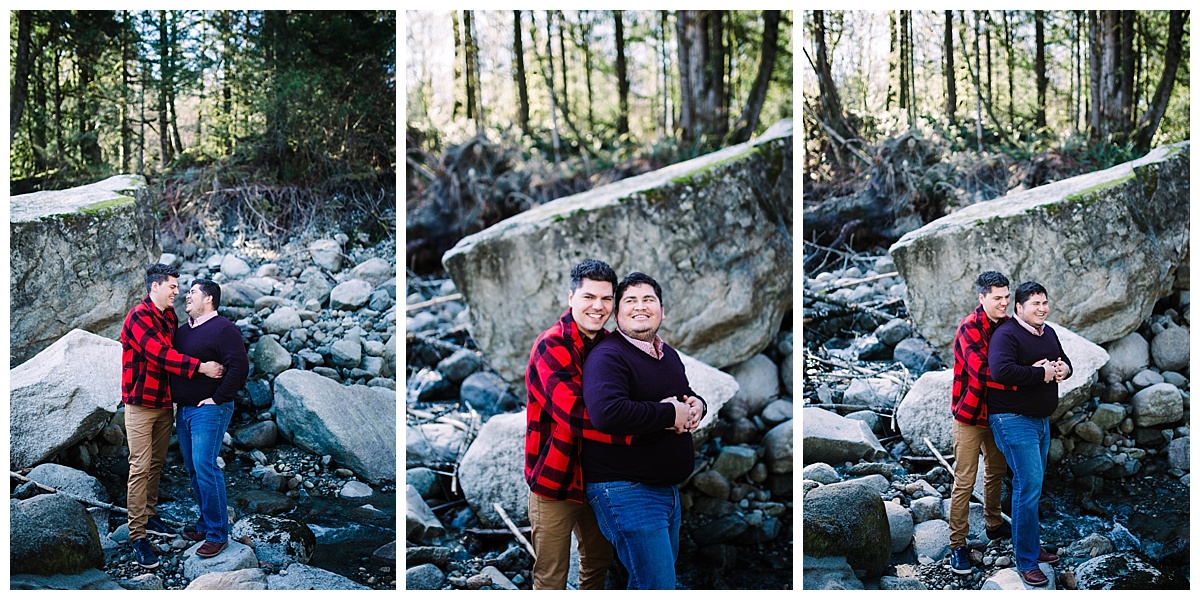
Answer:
[
  {"left": 443, "top": 121, "right": 793, "bottom": 382},
  {"left": 1074, "top": 552, "right": 1186, "bottom": 590},
  {"left": 182, "top": 541, "right": 259, "bottom": 581},
  {"left": 802, "top": 480, "right": 890, "bottom": 579},
  {"left": 185, "top": 569, "right": 269, "bottom": 590},
  {"left": 230, "top": 515, "right": 317, "bottom": 567},
  {"left": 802, "top": 407, "right": 887, "bottom": 465},
  {"left": 890, "top": 142, "right": 1189, "bottom": 355},
  {"left": 273, "top": 370, "right": 396, "bottom": 483},
  {"left": 268, "top": 563, "right": 369, "bottom": 590},
  {"left": 457, "top": 412, "right": 526, "bottom": 528},
  {"left": 25, "top": 463, "right": 111, "bottom": 504},
  {"left": 10, "top": 493, "right": 105, "bottom": 575},
  {"left": 10, "top": 175, "right": 158, "bottom": 365},
  {"left": 10, "top": 329, "right": 122, "bottom": 469}
]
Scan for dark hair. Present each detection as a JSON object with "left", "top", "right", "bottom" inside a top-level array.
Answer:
[
  {"left": 191, "top": 278, "right": 222, "bottom": 310},
  {"left": 975, "top": 271, "right": 1010, "bottom": 296},
  {"left": 145, "top": 263, "right": 180, "bottom": 293},
  {"left": 616, "top": 272, "right": 663, "bottom": 307},
  {"left": 1014, "top": 281, "right": 1049, "bottom": 305},
  {"left": 570, "top": 259, "right": 618, "bottom": 294}
]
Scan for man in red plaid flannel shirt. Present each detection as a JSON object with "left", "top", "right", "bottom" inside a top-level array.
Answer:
[
  {"left": 121, "top": 263, "right": 224, "bottom": 569},
  {"left": 948, "top": 270, "right": 1012, "bottom": 575}
]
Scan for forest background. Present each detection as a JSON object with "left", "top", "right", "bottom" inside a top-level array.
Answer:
[
  {"left": 802, "top": 9, "right": 1190, "bottom": 260},
  {"left": 406, "top": 9, "right": 793, "bottom": 274},
  {"left": 7, "top": 10, "right": 397, "bottom": 245}
]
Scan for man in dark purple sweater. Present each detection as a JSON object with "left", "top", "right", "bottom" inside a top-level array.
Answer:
[
  {"left": 582, "top": 272, "right": 705, "bottom": 589},
  {"left": 170, "top": 279, "right": 249, "bottom": 559},
  {"left": 987, "top": 281, "right": 1070, "bottom": 587}
]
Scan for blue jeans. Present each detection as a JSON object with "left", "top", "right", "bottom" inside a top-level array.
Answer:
[
  {"left": 176, "top": 402, "right": 234, "bottom": 543},
  {"left": 988, "top": 412, "right": 1050, "bottom": 571},
  {"left": 585, "top": 481, "right": 679, "bottom": 590}
]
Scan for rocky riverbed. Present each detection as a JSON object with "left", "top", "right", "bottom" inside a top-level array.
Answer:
[
  {"left": 802, "top": 253, "right": 1190, "bottom": 590},
  {"left": 405, "top": 275, "right": 795, "bottom": 590},
  {"left": 10, "top": 232, "right": 398, "bottom": 590}
]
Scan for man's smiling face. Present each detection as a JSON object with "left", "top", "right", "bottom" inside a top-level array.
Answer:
[
  {"left": 616, "top": 283, "right": 664, "bottom": 342},
  {"left": 568, "top": 278, "right": 614, "bottom": 339}
]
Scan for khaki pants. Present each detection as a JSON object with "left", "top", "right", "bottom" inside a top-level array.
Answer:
[
  {"left": 528, "top": 492, "right": 614, "bottom": 590},
  {"left": 949, "top": 420, "right": 1008, "bottom": 548},
  {"left": 126, "top": 403, "right": 175, "bottom": 540}
]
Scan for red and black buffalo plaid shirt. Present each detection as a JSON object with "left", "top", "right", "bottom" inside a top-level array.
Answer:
[
  {"left": 951, "top": 304, "right": 1008, "bottom": 427},
  {"left": 525, "top": 311, "right": 633, "bottom": 503},
  {"left": 121, "top": 296, "right": 200, "bottom": 409}
]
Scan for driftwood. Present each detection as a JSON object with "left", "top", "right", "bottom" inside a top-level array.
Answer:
[
  {"left": 811, "top": 271, "right": 900, "bottom": 292},
  {"left": 804, "top": 288, "right": 899, "bottom": 323},
  {"left": 493, "top": 503, "right": 537, "bottom": 560},
  {"left": 406, "top": 293, "right": 464, "bottom": 313},
  {"left": 11, "top": 471, "right": 130, "bottom": 515},
  {"left": 465, "top": 526, "right": 533, "bottom": 538}
]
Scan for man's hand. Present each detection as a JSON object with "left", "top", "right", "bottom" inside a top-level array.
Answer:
[
  {"left": 199, "top": 361, "right": 225, "bottom": 378},
  {"left": 1033, "top": 359, "right": 1054, "bottom": 383},
  {"left": 1054, "top": 357, "right": 1070, "bottom": 382},
  {"left": 684, "top": 396, "right": 703, "bottom": 430},
  {"left": 198, "top": 398, "right": 216, "bottom": 406},
  {"left": 660, "top": 397, "right": 690, "bottom": 433}
]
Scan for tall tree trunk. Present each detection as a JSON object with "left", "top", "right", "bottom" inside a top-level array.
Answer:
[
  {"left": 811, "top": 10, "right": 859, "bottom": 159},
  {"left": 1075, "top": 11, "right": 1084, "bottom": 134},
  {"left": 974, "top": 11, "right": 983, "bottom": 150},
  {"left": 1118, "top": 11, "right": 1135, "bottom": 132},
  {"left": 887, "top": 11, "right": 897, "bottom": 111},
  {"left": 513, "top": 11, "right": 531, "bottom": 135},
  {"left": 728, "top": 10, "right": 780, "bottom": 144},
  {"left": 32, "top": 45, "right": 48, "bottom": 172},
  {"left": 1088, "top": 11, "right": 1102, "bottom": 140},
  {"left": 614, "top": 10, "right": 630, "bottom": 137},
  {"left": 158, "top": 10, "right": 174, "bottom": 167},
  {"left": 984, "top": 11, "right": 993, "bottom": 107},
  {"left": 1133, "top": 10, "right": 1188, "bottom": 151},
  {"left": 167, "top": 11, "right": 184, "bottom": 156},
  {"left": 1101, "top": 10, "right": 1121, "bottom": 138},
  {"left": 53, "top": 21, "right": 65, "bottom": 160},
  {"left": 120, "top": 10, "right": 134, "bottom": 172},
  {"left": 709, "top": 11, "right": 728, "bottom": 141},
  {"left": 11, "top": 10, "right": 33, "bottom": 143},
  {"left": 580, "top": 12, "right": 595, "bottom": 133},
  {"left": 1004, "top": 11, "right": 1014, "bottom": 128},
  {"left": 451, "top": 11, "right": 463, "bottom": 120},
  {"left": 944, "top": 11, "right": 956, "bottom": 126},
  {"left": 1035, "top": 10, "right": 1046, "bottom": 129},
  {"left": 463, "top": 11, "right": 478, "bottom": 126},
  {"left": 659, "top": 11, "right": 671, "bottom": 135},
  {"left": 220, "top": 10, "right": 235, "bottom": 153},
  {"left": 557, "top": 11, "right": 570, "bottom": 124},
  {"left": 533, "top": 11, "right": 562, "bottom": 164}
]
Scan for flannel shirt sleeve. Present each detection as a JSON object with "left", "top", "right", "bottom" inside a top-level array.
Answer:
[
  {"left": 531, "top": 336, "right": 632, "bottom": 444},
  {"left": 125, "top": 310, "right": 200, "bottom": 378},
  {"left": 951, "top": 314, "right": 991, "bottom": 425}
]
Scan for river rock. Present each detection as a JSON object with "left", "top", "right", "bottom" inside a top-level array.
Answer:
[
  {"left": 1167, "top": 436, "right": 1189, "bottom": 472},
  {"left": 1074, "top": 552, "right": 1185, "bottom": 589},
  {"left": 893, "top": 337, "right": 941, "bottom": 374},
  {"left": 330, "top": 339, "right": 363, "bottom": 369},
  {"left": 406, "top": 563, "right": 447, "bottom": 591},
  {"left": 982, "top": 564, "right": 1057, "bottom": 590},
  {"left": 405, "top": 423, "right": 468, "bottom": 467},
  {"left": 1150, "top": 326, "right": 1189, "bottom": 371},
  {"left": 456, "top": 412, "right": 526, "bottom": 527},
  {"left": 893, "top": 370, "right": 954, "bottom": 456},
  {"left": 233, "top": 420, "right": 278, "bottom": 449},
  {"left": 348, "top": 257, "right": 393, "bottom": 285},
  {"left": 874, "top": 318, "right": 912, "bottom": 347},
  {"left": 884, "top": 501, "right": 914, "bottom": 553},
  {"left": 802, "top": 463, "right": 841, "bottom": 485},
  {"left": 185, "top": 568, "right": 268, "bottom": 590},
  {"left": 909, "top": 496, "right": 944, "bottom": 524},
  {"left": 11, "top": 569, "right": 122, "bottom": 590},
  {"left": 712, "top": 445, "right": 758, "bottom": 481},
  {"left": 10, "top": 175, "right": 158, "bottom": 364},
  {"left": 297, "top": 273, "right": 333, "bottom": 307},
  {"left": 436, "top": 348, "right": 482, "bottom": 384},
  {"left": 802, "top": 480, "right": 890, "bottom": 579},
  {"left": 1131, "top": 383, "right": 1184, "bottom": 427},
  {"left": 890, "top": 142, "right": 1190, "bottom": 354},
  {"left": 763, "top": 419, "right": 793, "bottom": 474},
  {"left": 1099, "top": 332, "right": 1151, "bottom": 383},
  {"left": 843, "top": 377, "right": 903, "bottom": 411},
  {"left": 182, "top": 540, "right": 258, "bottom": 580},
  {"left": 330, "top": 279, "right": 373, "bottom": 310},
  {"left": 10, "top": 493, "right": 105, "bottom": 575},
  {"left": 10, "top": 329, "right": 122, "bottom": 469},
  {"left": 235, "top": 490, "right": 295, "bottom": 515},
  {"left": 443, "top": 121, "right": 793, "bottom": 382},
  {"left": 692, "top": 470, "right": 731, "bottom": 500},
  {"left": 220, "top": 254, "right": 252, "bottom": 279},
  {"left": 273, "top": 369, "right": 396, "bottom": 483},
  {"left": 802, "top": 407, "right": 886, "bottom": 464},
  {"left": 912, "top": 519, "right": 951, "bottom": 562},
  {"left": 1062, "top": 532, "right": 1115, "bottom": 559},
  {"left": 269, "top": 563, "right": 370, "bottom": 590},
  {"left": 253, "top": 335, "right": 292, "bottom": 376},
  {"left": 263, "top": 307, "right": 302, "bottom": 336},
  {"left": 762, "top": 399, "right": 793, "bottom": 426},
  {"left": 459, "top": 371, "right": 515, "bottom": 416},
  {"left": 308, "top": 239, "right": 343, "bottom": 272},
  {"left": 341, "top": 480, "right": 374, "bottom": 498},
  {"left": 1091, "top": 403, "right": 1127, "bottom": 431},
  {"left": 803, "top": 555, "right": 864, "bottom": 590},
  {"left": 220, "top": 282, "right": 264, "bottom": 308},
  {"left": 26, "top": 463, "right": 110, "bottom": 504},
  {"left": 724, "top": 353, "right": 781, "bottom": 417},
  {"left": 231, "top": 514, "right": 316, "bottom": 567},
  {"left": 1131, "top": 369, "right": 1165, "bottom": 389}
]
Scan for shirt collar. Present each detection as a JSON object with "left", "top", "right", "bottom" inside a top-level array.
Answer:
[
  {"left": 188, "top": 310, "right": 220, "bottom": 329},
  {"left": 618, "top": 328, "right": 664, "bottom": 359},
  {"left": 1015, "top": 315, "right": 1044, "bottom": 336}
]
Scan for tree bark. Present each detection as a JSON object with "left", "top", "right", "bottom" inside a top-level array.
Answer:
[
  {"left": 557, "top": 11, "right": 570, "bottom": 124},
  {"left": 451, "top": 11, "right": 462, "bottom": 120},
  {"left": 811, "top": 10, "right": 858, "bottom": 154},
  {"left": 1118, "top": 11, "right": 1135, "bottom": 130},
  {"left": 944, "top": 11, "right": 956, "bottom": 126},
  {"left": 158, "top": 10, "right": 174, "bottom": 167},
  {"left": 11, "top": 11, "right": 33, "bottom": 143},
  {"left": 728, "top": 10, "right": 780, "bottom": 144},
  {"left": 512, "top": 11, "right": 531, "bottom": 135},
  {"left": 887, "top": 11, "right": 897, "bottom": 111},
  {"left": 614, "top": 10, "right": 630, "bottom": 137},
  {"left": 580, "top": 11, "right": 595, "bottom": 132},
  {"left": 1088, "top": 11, "right": 1102, "bottom": 140},
  {"left": 974, "top": 11, "right": 983, "bottom": 150},
  {"left": 1035, "top": 10, "right": 1046, "bottom": 129},
  {"left": 1004, "top": 11, "right": 1014, "bottom": 128},
  {"left": 1134, "top": 10, "right": 1188, "bottom": 151}
]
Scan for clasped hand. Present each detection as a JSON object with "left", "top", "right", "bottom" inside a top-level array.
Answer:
[
  {"left": 660, "top": 396, "right": 703, "bottom": 434},
  {"left": 199, "top": 361, "right": 226, "bottom": 378},
  {"left": 1033, "top": 358, "right": 1069, "bottom": 383}
]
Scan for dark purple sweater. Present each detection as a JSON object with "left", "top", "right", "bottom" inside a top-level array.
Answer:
[
  {"left": 170, "top": 314, "right": 249, "bottom": 406},
  {"left": 987, "top": 319, "right": 1071, "bottom": 418},
  {"left": 581, "top": 334, "right": 697, "bottom": 486}
]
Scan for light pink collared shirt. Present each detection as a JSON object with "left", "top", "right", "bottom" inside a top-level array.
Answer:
[
  {"left": 1016, "top": 315, "right": 1044, "bottom": 336},
  {"left": 188, "top": 310, "right": 220, "bottom": 329},
  {"left": 618, "top": 329, "right": 664, "bottom": 360}
]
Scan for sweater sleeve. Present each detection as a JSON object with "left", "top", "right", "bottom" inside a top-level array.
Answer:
[
  {"left": 583, "top": 346, "right": 676, "bottom": 435},
  {"left": 212, "top": 322, "right": 250, "bottom": 404}
]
